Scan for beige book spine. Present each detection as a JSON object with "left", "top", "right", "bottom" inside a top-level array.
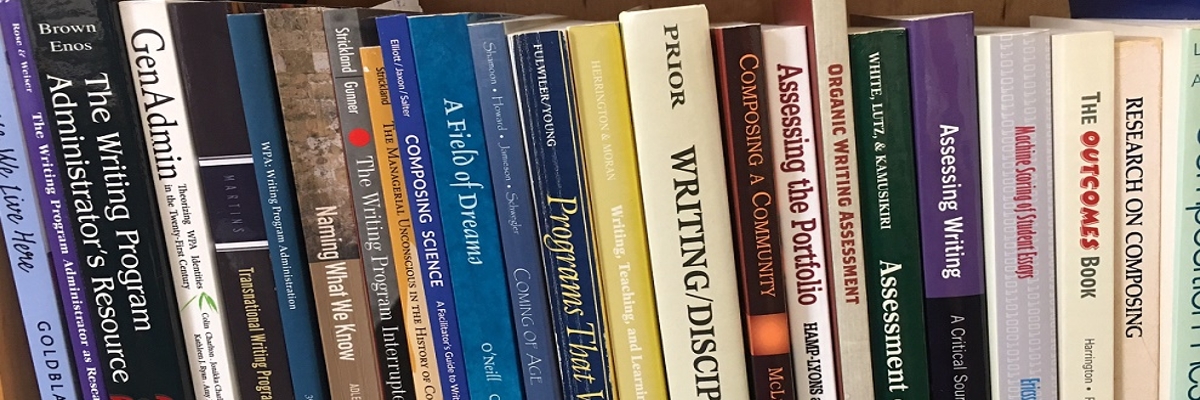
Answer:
[{"left": 1115, "top": 36, "right": 1162, "bottom": 400}]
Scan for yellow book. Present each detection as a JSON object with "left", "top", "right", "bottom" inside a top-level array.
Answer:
[
  {"left": 567, "top": 22, "right": 669, "bottom": 399},
  {"left": 361, "top": 46, "right": 443, "bottom": 398}
]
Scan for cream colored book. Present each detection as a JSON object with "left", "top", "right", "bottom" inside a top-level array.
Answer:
[
  {"left": 1049, "top": 29, "right": 1116, "bottom": 400},
  {"left": 1031, "top": 17, "right": 1195, "bottom": 400},
  {"left": 618, "top": 5, "right": 750, "bottom": 399},
  {"left": 1114, "top": 35, "right": 1162, "bottom": 400}
]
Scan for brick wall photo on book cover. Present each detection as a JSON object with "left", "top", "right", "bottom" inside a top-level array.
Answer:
[
  {"left": 228, "top": 12, "right": 329, "bottom": 399},
  {"left": 265, "top": 8, "right": 385, "bottom": 398}
]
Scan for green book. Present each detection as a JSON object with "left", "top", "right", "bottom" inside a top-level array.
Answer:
[{"left": 849, "top": 26, "right": 932, "bottom": 399}]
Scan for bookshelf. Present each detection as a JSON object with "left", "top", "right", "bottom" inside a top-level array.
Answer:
[{"left": 425, "top": 0, "right": 1070, "bottom": 26}]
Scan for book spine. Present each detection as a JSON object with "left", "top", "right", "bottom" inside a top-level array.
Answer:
[
  {"left": 512, "top": 30, "right": 615, "bottom": 399},
  {"left": 617, "top": 6, "right": 752, "bottom": 399},
  {"left": 170, "top": 4, "right": 297, "bottom": 399},
  {"left": 1115, "top": 37, "right": 1162, "bottom": 400},
  {"left": 0, "top": 234, "right": 41, "bottom": 399},
  {"left": 977, "top": 31, "right": 1058, "bottom": 399},
  {"left": 409, "top": 14, "right": 525, "bottom": 400},
  {"left": 762, "top": 26, "right": 838, "bottom": 400},
  {"left": 0, "top": 27, "right": 82, "bottom": 400},
  {"left": 467, "top": 23, "right": 562, "bottom": 400},
  {"left": 323, "top": 10, "right": 415, "bottom": 399},
  {"left": 1165, "top": 28, "right": 1200, "bottom": 400},
  {"left": 2, "top": 2, "right": 110, "bottom": 397},
  {"left": 263, "top": 8, "right": 384, "bottom": 399},
  {"left": 362, "top": 45, "right": 444, "bottom": 398},
  {"left": 774, "top": 2, "right": 873, "bottom": 397},
  {"left": 117, "top": 3, "right": 242, "bottom": 398},
  {"left": 711, "top": 24, "right": 795, "bottom": 400},
  {"left": 228, "top": 13, "right": 329, "bottom": 400},
  {"left": 896, "top": 16, "right": 991, "bottom": 399},
  {"left": 375, "top": 14, "right": 470, "bottom": 399},
  {"left": 848, "top": 29, "right": 933, "bottom": 399},
  {"left": 24, "top": 0, "right": 196, "bottom": 397},
  {"left": 1050, "top": 31, "right": 1116, "bottom": 400},
  {"left": 568, "top": 22, "right": 670, "bottom": 400}
]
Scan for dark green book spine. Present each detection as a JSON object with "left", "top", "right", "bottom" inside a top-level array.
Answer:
[{"left": 849, "top": 28, "right": 932, "bottom": 399}]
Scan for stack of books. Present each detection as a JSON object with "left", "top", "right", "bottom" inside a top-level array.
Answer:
[{"left": 0, "top": 0, "right": 1190, "bottom": 399}]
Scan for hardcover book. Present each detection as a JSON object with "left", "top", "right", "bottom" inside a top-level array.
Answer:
[
  {"left": 23, "top": 0, "right": 195, "bottom": 397},
  {"left": 511, "top": 23, "right": 616, "bottom": 400},
  {"left": 229, "top": 13, "right": 329, "bottom": 399},
  {"left": 1028, "top": 18, "right": 1198, "bottom": 400},
  {"left": 1049, "top": 29, "right": 1117, "bottom": 400},
  {"left": 618, "top": 5, "right": 752, "bottom": 399},
  {"left": 853, "top": 13, "right": 992, "bottom": 399},
  {"left": 264, "top": 8, "right": 385, "bottom": 398},
  {"left": 976, "top": 27, "right": 1059, "bottom": 400},
  {"left": 568, "top": 21, "right": 670, "bottom": 400},
  {"left": 409, "top": 12, "right": 527, "bottom": 400},
  {"left": 467, "top": 16, "right": 564, "bottom": 399},
  {"left": 762, "top": 24, "right": 838, "bottom": 400},
  {"left": 711, "top": 22, "right": 795, "bottom": 400},
  {"left": 0, "top": 10, "right": 80, "bottom": 398},
  {"left": 848, "top": 26, "right": 933, "bottom": 400},
  {"left": 169, "top": 3, "right": 298, "bottom": 398},
  {"left": 1114, "top": 35, "right": 1163, "bottom": 399},
  {"left": 375, "top": 14, "right": 471, "bottom": 397},
  {"left": 361, "top": 45, "right": 443, "bottom": 397},
  {"left": 118, "top": 2, "right": 242, "bottom": 397},
  {"left": 773, "top": 0, "right": 874, "bottom": 395},
  {"left": 323, "top": 9, "right": 416, "bottom": 399}
]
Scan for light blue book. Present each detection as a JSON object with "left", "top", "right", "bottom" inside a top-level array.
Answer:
[{"left": 0, "top": 32, "right": 81, "bottom": 399}]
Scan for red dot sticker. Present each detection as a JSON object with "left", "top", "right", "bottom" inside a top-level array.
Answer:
[{"left": 349, "top": 128, "right": 370, "bottom": 147}]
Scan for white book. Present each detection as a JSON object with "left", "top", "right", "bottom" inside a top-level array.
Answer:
[
  {"left": 976, "top": 27, "right": 1059, "bottom": 400},
  {"left": 618, "top": 5, "right": 750, "bottom": 399},
  {"left": 1031, "top": 17, "right": 1192, "bottom": 400},
  {"left": 763, "top": 24, "right": 838, "bottom": 400},
  {"left": 117, "top": 2, "right": 240, "bottom": 399},
  {"left": 1048, "top": 29, "right": 1117, "bottom": 400}
]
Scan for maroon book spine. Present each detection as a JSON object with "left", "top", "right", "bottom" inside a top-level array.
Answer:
[{"left": 711, "top": 23, "right": 796, "bottom": 400}]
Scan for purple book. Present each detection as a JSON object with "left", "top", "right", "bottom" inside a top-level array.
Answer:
[
  {"left": 0, "top": 3, "right": 104, "bottom": 399},
  {"left": 852, "top": 12, "right": 991, "bottom": 400}
]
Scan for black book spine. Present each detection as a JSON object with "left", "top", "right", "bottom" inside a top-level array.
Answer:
[
  {"left": 169, "top": 3, "right": 296, "bottom": 399},
  {"left": 323, "top": 9, "right": 415, "bottom": 399},
  {"left": 21, "top": 0, "right": 194, "bottom": 398}
]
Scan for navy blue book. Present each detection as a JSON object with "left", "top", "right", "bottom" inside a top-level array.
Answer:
[
  {"left": 1071, "top": 0, "right": 1200, "bottom": 19},
  {"left": 229, "top": 13, "right": 328, "bottom": 399},
  {"left": 408, "top": 12, "right": 527, "bottom": 400},
  {"left": 511, "top": 27, "right": 615, "bottom": 399},
  {"left": 376, "top": 14, "right": 471, "bottom": 399},
  {"left": 467, "top": 16, "right": 564, "bottom": 400}
]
